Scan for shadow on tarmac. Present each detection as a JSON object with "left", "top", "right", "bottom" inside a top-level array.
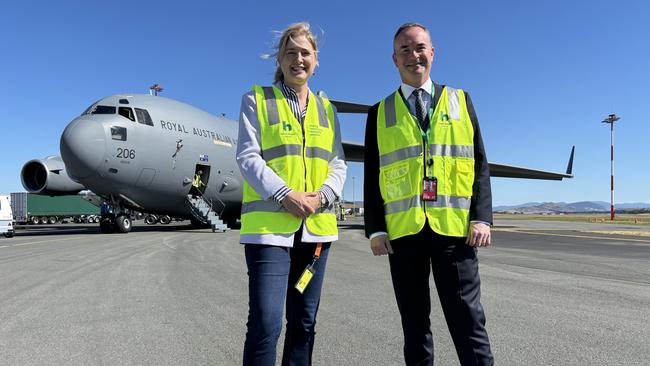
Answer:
[
  {"left": 13, "top": 221, "right": 361, "bottom": 238},
  {"left": 12, "top": 223, "right": 211, "bottom": 237}
]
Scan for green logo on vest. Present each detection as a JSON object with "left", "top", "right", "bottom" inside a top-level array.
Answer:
[
  {"left": 282, "top": 121, "right": 292, "bottom": 131},
  {"left": 438, "top": 113, "right": 451, "bottom": 127}
]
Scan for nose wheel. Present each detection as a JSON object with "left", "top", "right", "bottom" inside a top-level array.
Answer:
[
  {"left": 99, "top": 214, "right": 132, "bottom": 234},
  {"left": 114, "top": 214, "right": 132, "bottom": 233}
]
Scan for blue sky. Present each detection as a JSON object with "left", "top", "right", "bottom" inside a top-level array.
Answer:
[{"left": 1, "top": 0, "right": 648, "bottom": 205}]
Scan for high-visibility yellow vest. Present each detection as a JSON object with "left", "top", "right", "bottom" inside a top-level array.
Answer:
[
  {"left": 377, "top": 86, "right": 475, "bottom": 240},
  {"left": 240, "top": 85, "right": 338, "bottom": 236},
  {"left": 192, "top": 175, "right": 202, "bottom": 188}
]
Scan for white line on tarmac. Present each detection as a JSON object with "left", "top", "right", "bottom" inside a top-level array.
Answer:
[
  {"left": 0, "top": 235, "right": 93, "bottom": 249},
  {"left": 161, "top": 233, "right": 188, "bottom": 250},
  {"left": 494, "top": 228, "right": 650, "bottom": 244}
]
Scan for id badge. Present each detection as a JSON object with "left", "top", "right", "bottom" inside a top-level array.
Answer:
[
  {"left": 295, "top": 265, "right": 315, "bottom": 294},
  {"left": 422, "top": 177, "right": 438, "bottom": 201}
]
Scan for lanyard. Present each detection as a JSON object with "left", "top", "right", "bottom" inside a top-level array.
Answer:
[{"left": 312, "top": 242, "right": 323, "bottom": 265}]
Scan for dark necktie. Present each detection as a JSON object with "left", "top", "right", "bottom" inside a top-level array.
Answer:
[{"left": 413, "top": 88, "right": 427, "bottom": 130}]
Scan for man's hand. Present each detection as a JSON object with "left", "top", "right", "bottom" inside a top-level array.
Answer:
[
  {"left": 370, "top": 234, "right": 393, "bottom": 256},
  {"left": 466, "top": 222, "right": 491, "bottom": 247},
  {"left": 282, "top": 191, "right": 319, "bottom": 218}
]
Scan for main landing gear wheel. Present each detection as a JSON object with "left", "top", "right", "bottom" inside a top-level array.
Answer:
[
  {"left": 158, "top": 215, "right": 171, "bottom": 225},
  {"left": 144, "top": 215, "right": 158, "bottom": 225},
  {"left": 115, "top": 215, "right": 132, "bottom": 233}
]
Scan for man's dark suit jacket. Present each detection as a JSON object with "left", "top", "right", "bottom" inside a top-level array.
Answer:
[{"left": 363, "top": 83, "right": 493, "bottom": 238}]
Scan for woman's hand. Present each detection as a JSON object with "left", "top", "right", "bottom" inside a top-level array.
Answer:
[{"left": 282, "top": 191, "right": 320, "bottom": 218}]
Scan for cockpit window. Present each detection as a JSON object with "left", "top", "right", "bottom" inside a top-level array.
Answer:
[
  {"left": 81, "top": 100, "right": 100, "bottom": 115},
  {"left": 118, "top": 107, "right": 135, "bottom": 122},
  {"left": 135, "top": 108, "right": 154, "bottom": 126},
  {"left": 90, "top": 105, "right": 117, "bottom": 114}
]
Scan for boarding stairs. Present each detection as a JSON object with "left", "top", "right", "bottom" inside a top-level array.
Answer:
[{"left": 185, "top": 194, "right": 228, "bottom": 232}]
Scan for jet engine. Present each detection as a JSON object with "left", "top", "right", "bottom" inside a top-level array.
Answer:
[{"left": 21, "top": 156, "right": 86, "bottom": 195}]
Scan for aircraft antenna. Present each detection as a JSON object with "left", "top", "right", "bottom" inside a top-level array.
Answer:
[
  {"left": 149, "top": 84, "right": 164, "bottom": 96},
  {"left": 601, "top": 113, "right": 621, "bottom": 221}
]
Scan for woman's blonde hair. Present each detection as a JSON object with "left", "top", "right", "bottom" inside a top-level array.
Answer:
[{"left": 268, "top": 22, "right": 319, "bottom": 84}]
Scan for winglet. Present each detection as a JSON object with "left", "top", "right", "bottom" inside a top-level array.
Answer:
[{"left": 565, "top": 146, "right": 575, "bottom": 175}]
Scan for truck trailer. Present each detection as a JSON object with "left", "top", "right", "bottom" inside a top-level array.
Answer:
[
  {"left": 10, "top": 192, "right": 100, "bottom": 225},
  {"left": 0, "top": 195, "right": 14, "bottom": 237}
]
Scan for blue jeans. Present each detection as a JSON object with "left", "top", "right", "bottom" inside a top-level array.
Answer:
[{"left": 243, "top": 236, "right": 331, "bottom": 366}]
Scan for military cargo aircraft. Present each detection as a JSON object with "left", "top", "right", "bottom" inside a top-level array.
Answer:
[{"left": 20, "top": 93, "right": 573, "bottom": 233}]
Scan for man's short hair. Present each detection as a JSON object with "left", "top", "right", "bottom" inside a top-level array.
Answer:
[{"left": 393, "top": 22, "right": 430, "bottom": 41}]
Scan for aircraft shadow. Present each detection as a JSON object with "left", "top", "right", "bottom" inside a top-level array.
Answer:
[{"left": 12, "top": 223, "right": 219, "bottom": 237}]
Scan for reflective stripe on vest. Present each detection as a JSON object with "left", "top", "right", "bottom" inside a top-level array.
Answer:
[
  {"left": 242, "top": 200, "right": 337, "bottom": 215},
  {"left": 377, "top": 86, "right": 475, "bottom": 239},
  {"left": 241, "top": 85, "right": 337, "bottom": 236},
  {"left": 383, "top": 194, "right": 471, "bottom": 215}
]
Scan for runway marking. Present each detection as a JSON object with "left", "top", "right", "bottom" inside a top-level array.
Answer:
[
  {"left": 162, "top": 233, "right": 185, "bottom": 250},
  {"left": 493, "top": 228, "right": 650, "bottom": 244},
  {"left": 580, "top": 230, "right": 650, "bottom": 237},
  {"left": 486, "top": 261, "right": 650, "bottom": 286},
  {"left": 0, "top": 235, "right": 92, "bottom": 249}
]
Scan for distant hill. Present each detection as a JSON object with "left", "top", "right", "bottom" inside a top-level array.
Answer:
[{"left": 494, "top": 201, "right": 650, "bottom": 213}]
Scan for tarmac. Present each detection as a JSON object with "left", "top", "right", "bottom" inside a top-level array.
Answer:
[{"left": 1, "top": 218, "right": 648, "bottom": 365}]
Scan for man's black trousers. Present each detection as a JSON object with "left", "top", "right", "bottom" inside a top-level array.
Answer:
[{"left": 388, "top": 225, "right": 494, "bottom": 366}]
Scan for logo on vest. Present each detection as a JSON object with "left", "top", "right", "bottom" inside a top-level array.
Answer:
[
  {"left": 280, "top": 121, "right": 296, "bottom": 136},
  {"left": 438, "top": 113, "right": 452, "bottom": 127}
]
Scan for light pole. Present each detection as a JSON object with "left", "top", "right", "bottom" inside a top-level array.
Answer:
[
  {"left": 602, "top": 114, "right": 620, "bottom": 220},
  {"left": 352, "top": 176, "right": 356, "bottom": 217}
]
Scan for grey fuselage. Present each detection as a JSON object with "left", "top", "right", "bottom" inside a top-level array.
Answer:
[{"left": 60, "top": 94, "right": 243, "bottom": 219}]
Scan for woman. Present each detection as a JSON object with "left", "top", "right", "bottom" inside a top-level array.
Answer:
[{"left": 236, "top": 22, "right": 346, "bottom": 365}]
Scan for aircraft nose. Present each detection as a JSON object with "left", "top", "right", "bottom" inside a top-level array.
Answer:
[{"left": 60, "top": 117, "right": 106, "bottom": 179}]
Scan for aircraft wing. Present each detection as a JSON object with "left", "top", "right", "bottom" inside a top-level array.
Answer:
[
  {"left": 342, "top": 142, "right": 574, "bottom": 181},
  {"left": 342, "top": 141, "right": 365, "bottom": 162},
  {"left": 488, "top": 163, "right": 572, "bottom": 180},
  {"left": 331, "top": 100, "right": 371, "bottom": 114}
]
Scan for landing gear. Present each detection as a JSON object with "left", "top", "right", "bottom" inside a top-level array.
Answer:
[
  {"left": 144, "top": 215, "right": 158, "bottom": 225},
  {"left": 114, "top": 214, "right": 132, "bottom": 233},
  {"left": 99, "top": 218, "right": 115, "bottom": 233},
  {"left": 158, "top": 215, "right": 172, "bottom": 225},
  {"left": 99, "top": 214, "right": 132, "bottom": 234}
]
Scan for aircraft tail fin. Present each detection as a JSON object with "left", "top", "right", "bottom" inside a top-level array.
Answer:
[{"left": 566, "top": 146, "right": 575, "bottom": 175}]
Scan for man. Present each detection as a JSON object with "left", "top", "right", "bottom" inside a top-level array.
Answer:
[
  {"left": 191, "top": 170, "right": 205, "bottom": 197},
  {"left": 364, "top": 23, "right": 494, "bottom": 365}
]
